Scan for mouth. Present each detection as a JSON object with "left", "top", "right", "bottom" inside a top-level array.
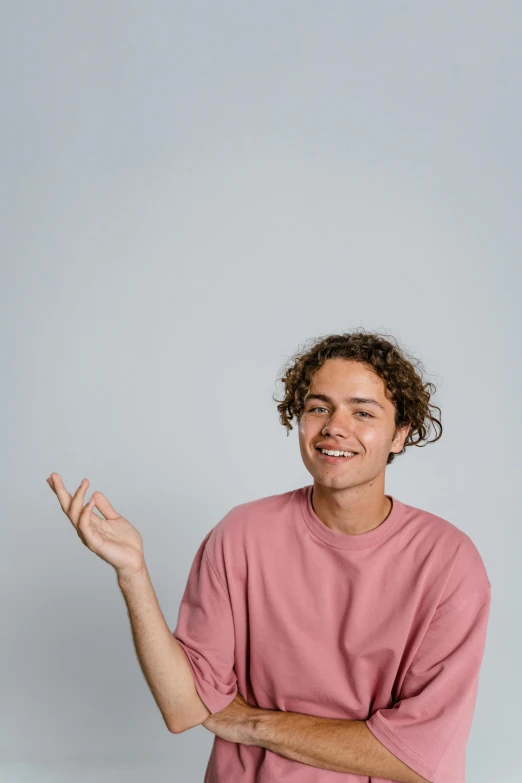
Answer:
[{"left": 315, "top": 447, "right": 359, "bottom": 465}]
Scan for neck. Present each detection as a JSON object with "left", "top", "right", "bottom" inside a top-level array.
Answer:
[{"left": 311, "top": 481, "right": 392, "bottom": 536}]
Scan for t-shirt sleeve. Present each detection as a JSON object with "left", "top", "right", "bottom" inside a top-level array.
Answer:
[
  {"left": 365, "top": 584, "right": 491, "bottom": 783},
  {"left": 172, "top": 529, "right": 238, "bottom": 715}
]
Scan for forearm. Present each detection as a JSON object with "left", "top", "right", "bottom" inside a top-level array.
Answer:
[
  {"left": 253, "top": 709, "right": 431, "bottom": 783},
  {"left": 117, "top": 564, "right": 202, "bottom": 733}
]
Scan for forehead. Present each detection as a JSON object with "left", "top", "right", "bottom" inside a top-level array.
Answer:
[
  {"left": 308, "top": 358, "right": 392, "bottom": 403},
  {"left": 310, "top": 358, "right": 381, "bottom": 385}
]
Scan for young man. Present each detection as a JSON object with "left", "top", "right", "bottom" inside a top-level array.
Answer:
[
  {"left": 172, "top": 331, "right": 491, "bottom": 783},
  {"left": 48, "top": 330, "right": 491, "bottom": 783}
]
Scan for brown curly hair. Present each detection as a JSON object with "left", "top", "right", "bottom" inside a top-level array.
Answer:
[{"left": 272, "top": 328, "right": 442, "bottom": 465}]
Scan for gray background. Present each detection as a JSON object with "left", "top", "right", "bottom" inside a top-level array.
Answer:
[{"left": 2, "top": 1, "right": 520, "bottom": 781}]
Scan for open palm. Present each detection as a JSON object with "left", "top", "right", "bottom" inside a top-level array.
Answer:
[{"left": 47, "top": 473, "right": 145, "bottom": 578}]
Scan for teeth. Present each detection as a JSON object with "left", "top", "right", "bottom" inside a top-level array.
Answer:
[{"left": 320, "top": 449, "right": 356, "bottom": 457}]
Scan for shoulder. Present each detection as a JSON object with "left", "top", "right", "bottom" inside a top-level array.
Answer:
[
  {"left": 401, "top": 499, "right": 491, "bottom": 606},
  {"left": 204, "top": 486, "right": 301, "bottom": 564},
  {"left": 213, "top": 486, "right": 299, "bottom": 535}
]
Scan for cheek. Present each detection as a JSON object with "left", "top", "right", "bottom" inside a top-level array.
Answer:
[
  {"left": 299, "top": 420, "right": 322, "bottom": 453},
  {"left": 359, "top": 426, "right": 388, "bottom": 450},
  {"left": 298, "top": 416, "right": 316, "bottom": 438}
]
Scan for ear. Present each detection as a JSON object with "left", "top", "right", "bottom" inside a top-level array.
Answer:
[{"left": 391, "top": 422, "right": 411, "bottom": 453}]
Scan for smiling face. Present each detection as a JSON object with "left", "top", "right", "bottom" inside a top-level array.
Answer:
[{"left": 298, "top": 358, "right": 411, "bottom": 492}]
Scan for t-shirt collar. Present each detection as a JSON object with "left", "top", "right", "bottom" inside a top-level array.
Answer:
[{"left": 299, "top": 484, "right": 404, "bottom": 549}]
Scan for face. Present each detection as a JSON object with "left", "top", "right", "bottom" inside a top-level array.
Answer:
[{"left": 298, "top": 358, "right": 411, "bottom": 491}]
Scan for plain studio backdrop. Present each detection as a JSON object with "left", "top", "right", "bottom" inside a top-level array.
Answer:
[{"left": 2, "top": 1, "right": 520, "bottom": 781}]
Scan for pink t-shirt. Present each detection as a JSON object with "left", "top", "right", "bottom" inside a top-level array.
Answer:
[{"left": 173, "top": 485, "right": 491, "bottom": 783}]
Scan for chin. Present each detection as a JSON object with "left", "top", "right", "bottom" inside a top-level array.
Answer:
[
  {"left": 323, "top": 476, "right": 356, "bottom": 490},
  {"left": 308, "top": 470, "right": 352, "bottom": 489}
]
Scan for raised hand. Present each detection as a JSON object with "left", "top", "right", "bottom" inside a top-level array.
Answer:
[{"left": 46, "top": 473, "right": 145, "bottom": 579}]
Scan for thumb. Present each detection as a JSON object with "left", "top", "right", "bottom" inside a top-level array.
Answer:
[{"left": 90, "top": 490, "right": 120, "bottom": 520}]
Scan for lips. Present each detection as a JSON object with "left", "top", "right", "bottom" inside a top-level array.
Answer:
[
  {"left": 316, "top": 448, "right": 359, "bottom": 464},
  {"left": 316, "top": 447, "right": 358, "bottom": 455}
]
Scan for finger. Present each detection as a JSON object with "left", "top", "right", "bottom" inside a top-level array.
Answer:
[
  {"left": 79, "top": 493, "right": 96, "bottom": 525},
  {"left": 49, "top": 473, "right": 89, "bottom": 529},
  {"left": 69, "top": 477, "right": 90, "bottom": 525},
  {"left": 77, "top": 495, "right": 96, "bottom": 544},
  {"left": 49, "top": 473, "right": 74, "bottom": 512},
  {"left": 90, "top": 490, "right": 118, "bottom": 520},
  {"left": 47, "top": 475, "right": 59, "bottom": 495}
]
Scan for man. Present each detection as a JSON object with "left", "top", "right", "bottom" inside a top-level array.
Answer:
[{"left": 48, "top": 330, "right": 491, "bottom": 783}]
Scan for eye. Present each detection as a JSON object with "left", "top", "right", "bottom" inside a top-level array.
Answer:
[{"left": 308, "top": 407, "right": 373, "bottom": 417}]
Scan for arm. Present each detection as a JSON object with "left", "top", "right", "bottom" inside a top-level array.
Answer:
[
  {"left": 45, "top": 473, "right": 208, "bottom": 735},
  {"left": 118, "top": 565, "right": 210, "bottom": 734},
  {"left": 202, "top": 584, "right": 491, "bottom": 781},
  {"left": 253, "top": 708, "right": 431, "bottom": 783},
  {"left": 200, "top": 695, "right": 430, "bottom": 782}
]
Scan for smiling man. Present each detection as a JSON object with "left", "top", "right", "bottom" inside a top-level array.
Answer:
[
  {"left": 299, "top": 357, "right": 408, "bottom": 537},
  {"left": 171, "top": 329, "right": 491, "bottom": 783}
]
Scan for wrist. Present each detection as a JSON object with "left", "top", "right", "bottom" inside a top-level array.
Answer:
[
  {"left": 117, "top": 562, "right": 147, "bottom": 587},
  {"left": 248, "top": 708, "right": 279, "bottom": 748}
]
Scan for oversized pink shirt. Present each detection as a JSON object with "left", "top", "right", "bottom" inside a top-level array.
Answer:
[{"left": 172, "top": 485, "right": 491, "bottom": 782}]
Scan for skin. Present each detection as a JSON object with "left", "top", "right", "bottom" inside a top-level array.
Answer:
[
  {"left": 201, "top": 693, "right": 262, "bottom": 744},
  {"left": 297, "top": 357, "right": 411, "bottom": 535},
  {"left": 46, "top": 474, "right": 145, "bottom": 580},
  {"left": 201, "top": 697, "right": 430, "bottom": 783}
]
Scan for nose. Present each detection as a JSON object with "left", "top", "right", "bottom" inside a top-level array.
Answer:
[{"left": 321, "top": 409, "right": 354, "bottom": 439}]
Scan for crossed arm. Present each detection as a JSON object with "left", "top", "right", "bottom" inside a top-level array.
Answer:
[{"left": 197, "top": 694, "right": 431, "bottom": 783}]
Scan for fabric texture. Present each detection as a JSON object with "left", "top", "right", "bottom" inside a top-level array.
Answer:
[{"left": 172, "top": 485, "right": 491, "bottom": 782}]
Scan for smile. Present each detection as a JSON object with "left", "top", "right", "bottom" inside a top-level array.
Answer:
[{"left": 316, "top": 448, "right": 358, "bottom": 464}]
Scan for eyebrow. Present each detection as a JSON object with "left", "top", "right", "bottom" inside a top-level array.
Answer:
[{"left": 304, "top": 393, "right": 386, "bottom": 411}]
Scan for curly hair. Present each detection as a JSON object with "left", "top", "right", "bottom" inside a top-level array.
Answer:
[{"left": 272, "top": 328, "right": 442, "bottom": 465}]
